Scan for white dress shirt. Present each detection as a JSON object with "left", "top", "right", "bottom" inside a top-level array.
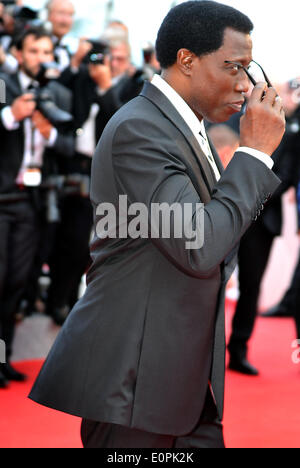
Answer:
[
  {"left": 151, "top": 74, "right": 274, "bottom": 181},
  {"left": 1, "top": 71, "right": 58, "bottom": 184},
  {"left": 53, "top": 36, "right": 71, "bottom": 73},
  {"left": 76, "top": 103, "right": 100, "bottom": 157},
  {"left": 75, "top": 74, "right": 124, "bottom": 158}
]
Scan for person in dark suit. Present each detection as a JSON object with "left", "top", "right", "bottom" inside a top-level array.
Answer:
[
  {"left": 261, "top": 104, "right": 300, "bottom": 320},
  {"left": 294, "top": 183, "right": 300, "bottom": 339},
  {"left": 47, "top": 0, "right": 75, "bottom": 72},
  {"left": 59, "top": 37, "right": 145, "bottom": 142},
  {"left": 228, "top": 109, "right": 300, "bottom": 375},
  {"left": 44, "top": 38, "right": 145, "bottom": 325},
  {"left": 29, "top": 1, "right": 285, "bottom": 448},
  {"left": 0, "top": 26, "right": 74, "bottom": 388}
]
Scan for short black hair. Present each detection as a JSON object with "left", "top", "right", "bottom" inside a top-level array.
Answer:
[
  {"left": 15, "top": 27, "right": 54, "bottom": 51},
  {"left": 156, "top": 0, "right": 253, "bottom": 69}
]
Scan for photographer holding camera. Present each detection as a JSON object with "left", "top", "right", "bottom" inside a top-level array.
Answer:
[
  {"left": 0, "top": 26, "right": 74, "bottom": 388},
  {"left": 0, "top": 2, "right": 43, "bottom": 74},
  {"left": 0, "top": 1, "right": 18, "bottom": 74}
]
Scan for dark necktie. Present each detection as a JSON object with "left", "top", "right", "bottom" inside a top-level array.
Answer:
[
  {"left": 199, "top": 131, "right": 219, "bottom": 183},
  {"left": 199, "top": 131, "right": 217, "bottom": 167}
]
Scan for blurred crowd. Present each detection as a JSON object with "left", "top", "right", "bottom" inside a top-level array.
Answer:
[
  {"left": 0, "top": 0, "right": 160, "bottom": 386},
  {"left": 0, "top": 0, "right": 300, "bottom": 386}
]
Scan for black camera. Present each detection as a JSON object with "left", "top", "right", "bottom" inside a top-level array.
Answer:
[
  {"left": 1, "top": 0, "right": 17, "bottom": 5},
  {"left": 30, "top": 63, "right": 73, "bottom": 128},
  {"left": 1, "top": 5, "right": 43, "bottom": 42},
  {"left": 2, "top": 59, "right": 73, "bottom": 128},
  {"left": 83, "top": 40, "right": 110, "bottom": 65}
]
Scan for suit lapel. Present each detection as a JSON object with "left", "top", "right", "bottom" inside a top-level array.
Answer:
[
  {"left": 14, "top": 73, "right": 25, "bottom": 146},
  {"left": 4, "top": 72, "right": 23, "bottom": 98},
  {"left": 140, "top": 82, "right": 217, "bottom": 195}
]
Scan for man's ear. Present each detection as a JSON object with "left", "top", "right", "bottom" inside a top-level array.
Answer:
[{"left": 177, "top": 48, "right": 195, "bottom": 76}]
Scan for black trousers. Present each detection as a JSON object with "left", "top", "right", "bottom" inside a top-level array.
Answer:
[
  {"left": 81, "top": 389, "right": 225, "bottom": 449},
  {"left": 46, "top": 195, "right": 93, "bottom": 313},
  {"left": 0, "top": 200, "right": 39, "bottom": 358},
  {"left": 228, "top": 219, "right": 275, "bottom": 357},
  {"left": 22, "top": 221, "right": 59, "bottom": 311},
  {"left": 280, "top": 252, "right": 300, "bottom": 312},
  {"left": 279, "top": 250, "right": 300, "bottom": 337}
]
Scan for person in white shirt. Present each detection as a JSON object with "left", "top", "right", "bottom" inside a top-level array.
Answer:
[
  {"left": 47, "top": 0, "right": 75, "bottom": 72},
  {"left": 0, "top": 27, "right": 74, "bottom": 388}
]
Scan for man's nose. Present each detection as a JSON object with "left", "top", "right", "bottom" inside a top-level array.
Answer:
[{"left": 235, "top": 73, "right": 250, "bottom": 94}]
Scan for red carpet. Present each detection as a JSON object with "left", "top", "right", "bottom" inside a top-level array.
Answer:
[
  {"left": 0, "top": 361, "right": 82, "bottom": 448},
  {"left": 1, "top": 302, "right": 300, "bottom": 448},
  {"left": 224, "top": 300, "right": 300, "bottom": 448}
]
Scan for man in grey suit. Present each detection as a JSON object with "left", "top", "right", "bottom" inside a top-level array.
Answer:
[{"left": 29, "top": 1, "right": 285, "bottom": 448}]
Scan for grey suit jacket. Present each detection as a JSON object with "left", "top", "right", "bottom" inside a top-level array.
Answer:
[{"left": 29, "top": 82, "right": 281, "bottom": 436}]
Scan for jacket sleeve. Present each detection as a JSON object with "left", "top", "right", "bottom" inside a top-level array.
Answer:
[
  {"left": 58, "top": 65, "right": 80, "bottom": 90},
  {"left": 0, "top": 75, "right": 15, "bottom": 132},
  {"left": 111, "top": 117, "right": 282, "bottom": 278},
  {"left": 48, "top": 82, "right": 75, "bottom": 158}
]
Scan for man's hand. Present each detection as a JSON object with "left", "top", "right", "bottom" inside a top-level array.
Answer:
[
  {"left": 71, "top": 38, "right": 93, "bottom": 69},
  {"left": 11, "top": 94, "right": 36, "bottom": 122},
  {"left": 32, "top": 110, "right": 53, "bottom": 140},
  {"left": 88, "top": 56, "right": 112, "bottom": 91},
  {"left": 0, "top": 45, "right": 6, "bottom": 65},
  {"left": 240, "top": 83, "right": 286, "bottom": 156}
]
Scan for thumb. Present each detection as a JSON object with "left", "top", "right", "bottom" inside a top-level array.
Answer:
[{"left": 21, "top": 93, "right": 35, "bottom": 101}]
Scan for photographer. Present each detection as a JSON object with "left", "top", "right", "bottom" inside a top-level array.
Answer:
[
  {"left": 0, "top": 26, "right": 74, "bottom": 388},
  {"left": 0, "top": 2, "right": 43, "bottom": 74},
  {"left": 0, "top": 1, "right": 18, "bottom": 74}
]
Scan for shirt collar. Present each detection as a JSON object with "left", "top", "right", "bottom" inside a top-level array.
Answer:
[
  {"left": 18, "top": 70, "right": 39, "bottom": 92},
  {"left": 52, "top": 35, "right": 67, "bottom": 47},
  {"left": 151, "top": 74, "right": 203, "bottom": 139}
]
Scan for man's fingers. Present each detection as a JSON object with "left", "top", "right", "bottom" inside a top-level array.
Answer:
[
  {"left": 32, "top": 112, "right": 43, "bottom": 124},
  {"left": 261, "top": 87, "right": 278, "bottom": 106},
  {"left": 21, "top": 93, "right": 35, "bottom": 102},
  {"left": 249, "top": 82, "right": 268, "bottom": 103},
  {"left": 249, "top": 83, "right": 281, "bottom": 109},
  {"left": 273, "top": 95, "right": 284, "bottom": 113},
  {"left": 33, "top": 110, "right": 43, "bottom": 119}
]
